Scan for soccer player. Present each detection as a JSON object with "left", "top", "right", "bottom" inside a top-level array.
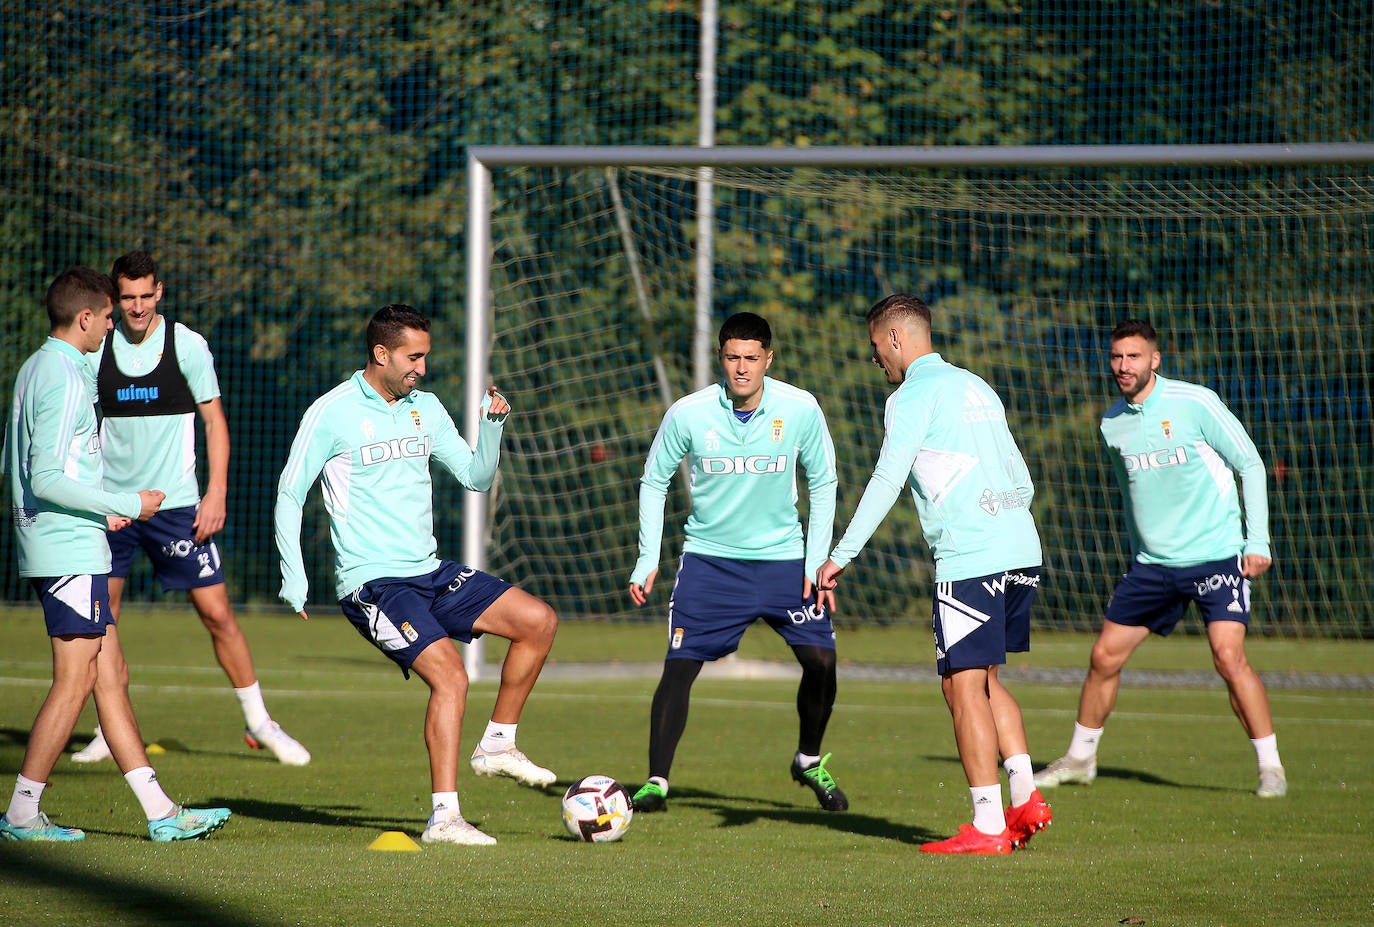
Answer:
[
  {"left": 70, "top": 250, "right": 310, "bottom": 767},
  {"left": 2, "top": 267, "right": 230, "bottom": 842},
  {"left": 627, "top": 311, "right": 847, "bottom": 814},
  {"left": 816, "top": 293, "right": 1051, "bottom": 855},
  {"left": 1034, "top": 319, "right": 1285, "bottom": 798},
  {"left": 274, "top": 303, "right": 559, "bottom": 846}
]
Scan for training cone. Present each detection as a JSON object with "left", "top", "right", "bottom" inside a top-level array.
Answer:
[
  {"left": 368, "top": 831, "right": 422, "bottom": 852},
  {"left": 146, "top": 743, "right": 166, "bottom": 755}
]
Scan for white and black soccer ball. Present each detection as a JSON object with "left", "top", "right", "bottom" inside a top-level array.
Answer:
[{"left": 561, "top": 775, "right": 633, "bottom": 843}]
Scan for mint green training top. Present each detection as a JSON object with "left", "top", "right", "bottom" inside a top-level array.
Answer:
[
  {"left": 274, "top": 371, "right": 505, "bottom": 610},
  {"left": 5, "top": 338, "right": 142, "bottom": 577},
  {"left": 829, "top": 353, "right": 1041, "bottom": 582},
  {"left": 630, "top": 377, "right": 838, "bottom": 584},
  {"left": 1100, "top": 373, "right": 1270, "bottom": 567}
]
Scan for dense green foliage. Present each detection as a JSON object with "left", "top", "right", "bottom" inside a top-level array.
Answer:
[{"left": 1, "top": 3, "right": 1370, "bottom": 632}]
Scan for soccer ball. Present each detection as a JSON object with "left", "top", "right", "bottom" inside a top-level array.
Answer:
[{"left": 561, "top": 775, "right": 633, "bottom": 843}]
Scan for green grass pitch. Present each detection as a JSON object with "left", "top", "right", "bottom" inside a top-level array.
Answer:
[{"left": 0, "top": 605, "right": 1370, "bottom": 926}]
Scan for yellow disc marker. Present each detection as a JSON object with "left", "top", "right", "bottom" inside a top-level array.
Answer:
[{"left": 368, "top": 831, "right": 422, "bottom": 852}]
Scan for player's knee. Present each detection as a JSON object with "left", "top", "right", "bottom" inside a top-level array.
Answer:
[
  {"left": 1211, "top": 647, "right": 1251, "bottom": 682},
  {"left": 94, "top": 659, "right": 130, "bottom": 693},
  {"left": 427, "top": 660, "right": 470, "bottom": 701},
  {"left": 520, "top": 599, "right": 558, "bottom": 648},
  {"left": 195, "top": 604, "right": 239, "bottom": 636},
  {"left": 57, "top": 659, "right": 100, "bottom": 698},
  {"left": 1088, "top": 640, "right": 1129, "bottom": 675}
]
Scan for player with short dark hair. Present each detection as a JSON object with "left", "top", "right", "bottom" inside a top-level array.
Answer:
[
  {"left": 1034, "top": 320, "right": 1285, "bottom": 798},
  {"left": 275, "top": 303, "right": 559, "bottom": 845},
  {"left": 628, "top": 311, "right": 847, "bottom": 814},
  {"left": 2, "top": 266, "right": 230, "bottom": 842},
  {"left": 69, "top": 250, "right": 310, "bottom": 767},
  {"left": 817, "top": 293, "right": 1051, "bottom": 854}
]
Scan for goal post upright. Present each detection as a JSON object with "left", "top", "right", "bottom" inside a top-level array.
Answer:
[{"left": 462, "top": 148, "right": 493, "bottom": 678}]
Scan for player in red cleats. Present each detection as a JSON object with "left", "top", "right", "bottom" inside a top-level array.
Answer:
[
  {"left": 920, "top": 824, "right": 1013, "bottom": 855},
  {"left": 1004, "top": 789, "right": 1053, "bottom": 848}
]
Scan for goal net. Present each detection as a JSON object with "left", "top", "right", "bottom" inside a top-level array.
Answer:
[{"left": 474, "top": 152, "right": 1373, "bottom": 636}]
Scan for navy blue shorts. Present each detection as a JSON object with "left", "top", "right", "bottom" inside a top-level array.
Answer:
[
  {"left": 338, "top": 561, "right": 513, "bottom": 678},
  {"left": 1105, "top": 555, "right": 1250, "bottom": 636},
  {"left": 664, "top": 553, "right": 835, "bottom": 662},
  {"left": 107, "top": 505, "right": 225, "bottom": 591},
  {"left": 31, "top": 575, "right": 111, "bottom": 637},
  {"left": 932, "top": 568, "right": 1039, "bottom": 675}
]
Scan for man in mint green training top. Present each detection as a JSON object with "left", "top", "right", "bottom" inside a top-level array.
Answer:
[
  {"left": 627, "top": 311, "right": 846, "bottom": 815},
  {"left": 70, "top": 250, "right": 309, "bottom": 767},
  {"left": 275, "top": 304, "right": 558, "bottom": 846},
  {"left": 1034, "top": 319, "right": 1285, "bottom": 799},
  {"left": 2, "top": 266, "right": 230, "bottom": 842},
  {"left": 816, "top": 293, "right": 1050, "bottom": 855}
]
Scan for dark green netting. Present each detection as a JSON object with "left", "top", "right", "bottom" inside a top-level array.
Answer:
[{"left": 2, "top": 2, "right": 1370, "bottom": 634}]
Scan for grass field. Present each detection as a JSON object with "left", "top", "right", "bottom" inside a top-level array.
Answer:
[{"left": 1, "top": 605, "right": 1370, "bottom": 926}]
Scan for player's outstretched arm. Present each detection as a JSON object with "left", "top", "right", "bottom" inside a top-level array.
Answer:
[
  {"left": 275, "top": 411, "right": 331, "bottom": 620},
  {"left": 434, "top": 386, "right": 509, "bottom": 491}
]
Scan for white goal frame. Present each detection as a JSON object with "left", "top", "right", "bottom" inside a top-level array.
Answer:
[{"left": 460, "top": 142, "right": 1374, "bottom": 677}]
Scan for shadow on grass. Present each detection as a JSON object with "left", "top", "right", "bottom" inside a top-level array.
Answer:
[
  {"left": 0, "top": 842, "right": 268, "bottom": 927},
  {"left": 918, "top": 753, "right": 1234, "bottom": 793},
  {"left": 628, "top": 784, "right": 938, "bottom": 844},
  {"left": 199, "top": 795, "right": 417, "bottom": 832}
]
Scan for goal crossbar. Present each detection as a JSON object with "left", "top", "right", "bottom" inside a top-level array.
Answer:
[{"left": 468, "top": 143, "right": 1374, "bottom": 169}]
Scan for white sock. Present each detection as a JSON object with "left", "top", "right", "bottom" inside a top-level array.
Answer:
[
  {"left": 431, "top": 791, "right": 460, "bottom": 821},
  {"left": 794, "top": 752, "right": 820, "bottom": 769},
  {"left": 647, "top": 776, "right": 669, "bottom": 794},
  {"left": 1068, "top": 722, "right": 1104, "bottom": 761},
  {"left": 479, "top": 721, "right": 517, "bottom": 753},
  {"left": 124, "top": 766, "right": 177, "bottom": 821},
  {"left": 1004, "top": 753, "right": 1034, "bottom": 806},
  {"left": 7, "top": 773, "right": 45, "bottom": 825},
  {"left": 1252, "top": 733, "right": 1282, "bottom": 770},
  {"left": 970, "top": 784, "right": 1006, "bottom": 835},
  {"left": 235, "top": 682, "right": 271, "bottom": 732}
]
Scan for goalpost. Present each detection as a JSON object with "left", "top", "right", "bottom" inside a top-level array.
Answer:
[{"left": 461, "top": 144, "right": 1374, "bottom": 674}]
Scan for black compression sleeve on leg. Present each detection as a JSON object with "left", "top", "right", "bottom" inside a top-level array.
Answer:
[
  {"left": 792, "top": 645, "right": 837, "bottom": 756},
  {"left": 647, "top": 659, "right": 704, "bottom": 781}
]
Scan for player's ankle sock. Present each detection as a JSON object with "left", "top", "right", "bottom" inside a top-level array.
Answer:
[
  {"left": 235, "top": 681, "right": 271, "bottom": 732},
  {"left": 1251, "top": 733, "right": 1281, "bottom": 770},
  {"left": 1003, "top": 753, "right": 1034, "bottom": 805},
  {"left": 431, "top": 791, "right": 460, "bottom": 820},
  {"left": 7, "top": 773, "right": 45, "bottom": 824},
  {"left": 124, "top": 766, "right": 177, "bottom": 821},
  {"left": 794, "top": 752, "right": 820, "bottom": 769},
  {"left": 1068, "top": 722, "right": 1103, "bottom": 761},
  {"left": 970, "top": 785, "right": 1006, "bottom": 835},
  {"left": 647, "top": 776, "right": 668, "bottom": 795},
  {"left": 479, "top": 722, "right": 517, "bottom": 753}
]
